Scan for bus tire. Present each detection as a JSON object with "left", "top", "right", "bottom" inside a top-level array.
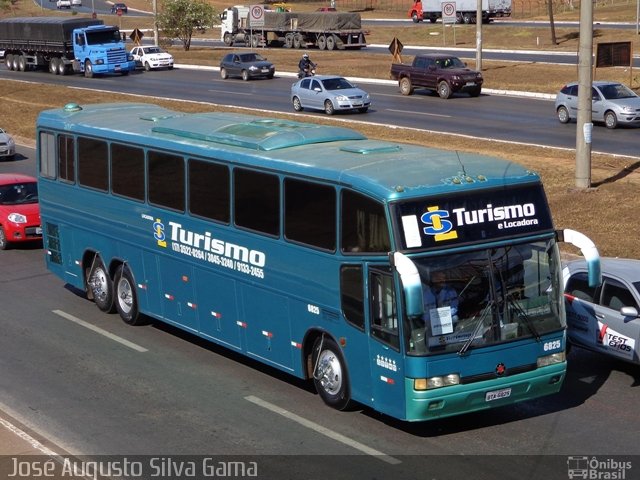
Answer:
[
  {"left": 312, "top": 336, "right": 351, "bottom": 410},
  {"left": 114, "top": 264, "right": 143, "bottom": 325},
  {"left": 87, "top": 257, "right": 115, "bottom": 313}
]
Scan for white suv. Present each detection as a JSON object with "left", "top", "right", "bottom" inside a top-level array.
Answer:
[{"left": 56, "top": 0, "right": 71, "bottom": 8}]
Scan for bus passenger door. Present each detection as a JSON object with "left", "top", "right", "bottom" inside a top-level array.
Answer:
[{"left": 367, "top": 265, "right": 405, "bottom": 420}]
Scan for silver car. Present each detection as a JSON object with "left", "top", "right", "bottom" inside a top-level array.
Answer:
[
  {"left": 291, "top": 75, "right": 370, "bottom": 115},
  {"left": 563, "top": 258, "right": 640, "bottom": 365},
  {"left": 0, "top": 128, "right": 16, "bottom": 160},
  {"left": 555, "top": 81, "right": 640, "bottom": 129}
]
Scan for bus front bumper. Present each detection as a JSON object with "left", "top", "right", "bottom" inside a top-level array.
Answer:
[{"left": 404, "top": 362, "right": 565, "bottom": 422}]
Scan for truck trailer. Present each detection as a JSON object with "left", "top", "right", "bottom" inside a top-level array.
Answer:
[
  {"left": 220, "top": 6, "right": 366, "bottom": 50},
  {"left": 408, "top": 0, "right": 512, "bottom": 24},
  {"left": 0, "top": 17, "right": 136, "bottom": 77}
]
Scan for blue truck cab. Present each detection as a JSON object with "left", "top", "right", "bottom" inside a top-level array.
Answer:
[{"left": 71, "top": 23, "right": 136, "bottom": 77}]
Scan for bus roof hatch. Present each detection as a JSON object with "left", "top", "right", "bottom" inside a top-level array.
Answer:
[{"left": 151, "top": 117, "right": 366, "bottom": 151}]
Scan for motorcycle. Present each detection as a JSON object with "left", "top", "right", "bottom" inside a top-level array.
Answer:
[{"left": 297, "top": 63, "right": 317, "bottom": 79}]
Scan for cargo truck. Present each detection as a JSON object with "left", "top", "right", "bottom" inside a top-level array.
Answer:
[
  {"left": 220, "top": 6, "right": 366, "bottom": 50},
  {"left": 0, "top": 17, "right": 136, "bottom": 77},
  {"left": 408, "top": 0, "right": 512, "bottom": 24}
]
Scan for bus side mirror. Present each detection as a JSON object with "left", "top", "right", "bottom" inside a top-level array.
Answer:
[
  {"left": 556, "top": 229, "right": 601, "bottom": 287},
  {"left": 392, "top": 252, "right": 424, "bottom": 318}
]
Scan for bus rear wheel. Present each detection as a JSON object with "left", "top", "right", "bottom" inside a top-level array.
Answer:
[
  {"left": 312, "top": 336, "right": 351, "bottom": 410},
  {"left": 87, "top": 257, "right": 114, "bottom": 313},
  {"left": 114, "top": 264, "right": 143, "bottom": 325}
]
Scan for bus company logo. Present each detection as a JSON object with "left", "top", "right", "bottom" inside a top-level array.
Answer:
[
  {"left": 420, "top": 206, "right": 459, "bottom": 242},
  {"left": 421, "top": 202, "right": 539, "bottom": 240},
  {"left": 154, "top": 219, "right": 167, "bottom": 247},
  {"left": 567, "top": 456, "right": 632, "bottom": 479}
]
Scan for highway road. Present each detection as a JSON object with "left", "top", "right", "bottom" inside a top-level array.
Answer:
[
  {"left": 1, "top": 145, "right": 640, "bottom": 479},
  {"left": 1, "top": 65, "right": 639, "bottom": 158}
]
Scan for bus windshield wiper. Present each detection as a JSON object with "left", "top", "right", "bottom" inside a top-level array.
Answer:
[
  {"left": 458, "top": 300, "right": 493, "bottom": 356},
  {"left": 505, "top": 294, "right": 541, "bottom": 341}
]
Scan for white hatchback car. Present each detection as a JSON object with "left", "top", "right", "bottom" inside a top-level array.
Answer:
[
  {"left": 0, "top": 128, "right": 16, "bottom": 160},
  {"left": 130, "top": 46, "right": 174, "bottom": 71}
]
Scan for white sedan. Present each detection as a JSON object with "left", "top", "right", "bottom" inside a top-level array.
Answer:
[{"left": 130, "top": 46, "right": 174, "bottom": 71}]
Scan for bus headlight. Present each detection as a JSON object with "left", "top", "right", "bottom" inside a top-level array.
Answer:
[
  {"left": 414, "top": 373, "right": 460, "bottom": 391},
  {"left": 537, "top": 351, "right": 566, "bottom": 368}
]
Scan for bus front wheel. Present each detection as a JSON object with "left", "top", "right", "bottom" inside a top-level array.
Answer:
[
  {"left": 87, "top": 257, "right": 115, "bottom": 313},
  {"left": 114, "top": 264, "right": 143, "bottom": 325},
  {"left": 312, "top": 336, "right": 351, "bottom": 410}
]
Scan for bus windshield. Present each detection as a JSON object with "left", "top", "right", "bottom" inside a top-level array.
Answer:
[{"left": 405, "top": 239, "right": 564, "bottom": 355}]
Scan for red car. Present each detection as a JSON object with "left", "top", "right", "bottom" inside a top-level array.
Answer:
[{"left": 0, "top": 173, "right": 42, "bottom": 249}]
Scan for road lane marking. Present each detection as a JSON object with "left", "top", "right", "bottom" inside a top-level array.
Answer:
[
  {"left": 0, "top": 416, "right": 59, "bottom": 456},
  {"left": 386, "top": 108, "right": 451, "bottom": 118},
  {"left": 53, "top": 310, "right": 148, "bottom": 353},
  {"left": 208, "top": 89, "right": 255, "bottom": 96},
  {"left": 245, "top": 395, "right": 401, "bottom": 465}
]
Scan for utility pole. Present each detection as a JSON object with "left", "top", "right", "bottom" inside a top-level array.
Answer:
[
  {"left": 153, "top": 0, "right": 159, "bottom": 46},
  {"left": 575, "top": 0, "right": 593, "bottom": 189},
  {"left": 475, "top": 0, "right": 482, "bottom": 70}
]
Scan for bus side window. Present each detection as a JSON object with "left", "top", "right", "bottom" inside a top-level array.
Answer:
[
  {"left": 369, "top": 268, "right": 399, "bottom": 349},
  {"left": 188, "top": 158, "right": 230, "bottom": 224},
  {"left": 78, "top": 137, "right": 108, "bottom": 192},
  {"left": 58, "top": 134, "right": 75, "bottom": 183},
  {"left": 148, "top": 150, "right": 185, "bottom": 212},
  {"left": 284, "top": 178, "right": 336, "bottom": 250},
  {"left": 341, "top": 190, "right": 390, "bottom": 254},
  {"left": 234, "top": 168, "right": 279, "bottom": 236},
  {"left": 340, "top": 265, "right": 365, "bottom": 330},
  {"left": 39, "top": 131, "right": 56, "bottom": 179}
]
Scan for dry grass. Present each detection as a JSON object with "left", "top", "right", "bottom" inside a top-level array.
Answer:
[{"left": 2, "top": 0, "right": 639, "bottom": 259}]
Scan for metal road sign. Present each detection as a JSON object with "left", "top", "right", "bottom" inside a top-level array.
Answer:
[
  {"left": 249, "top": 5, "right": 265, "bottom": 28},
  {"left": 442, "top": 1, "right": 457, "bottom": 24}
]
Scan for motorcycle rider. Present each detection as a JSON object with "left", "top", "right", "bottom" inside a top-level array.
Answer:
[{"left": 298, "top": 53, "right": 316, "bottom": 78}]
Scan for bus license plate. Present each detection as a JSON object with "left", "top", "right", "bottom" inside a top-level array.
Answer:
[{"left": 485, "top": 388, "right": 511, "bottom": 402}]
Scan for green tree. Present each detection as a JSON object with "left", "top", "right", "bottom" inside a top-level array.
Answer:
[{"left": 157, "top": 0, "right": 217, "bottom": 51}]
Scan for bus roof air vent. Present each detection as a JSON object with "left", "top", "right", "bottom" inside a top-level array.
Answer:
[
  {"left": 151, "top": 117, "right": 365, "bottom": 151},
  {"left": 63, "top": 103, "right": 83, "bottom": 112},
  {"left": 339, "top": 143, "right": 402, "bottom": 154},
  {"left": 139, "top": 114, "right": 185, "bottom": 122}
]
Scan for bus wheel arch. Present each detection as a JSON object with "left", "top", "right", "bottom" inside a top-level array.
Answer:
[
  {"left": 85, "top": 253, "right": 115, "bottom": 313},
  {"left": 309, "top": 333, "right": 352, "bottom": 410}
]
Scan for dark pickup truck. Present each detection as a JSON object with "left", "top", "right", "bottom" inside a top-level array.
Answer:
[{"left": 390, "top": 53, "right": 483, "bottom": 99}]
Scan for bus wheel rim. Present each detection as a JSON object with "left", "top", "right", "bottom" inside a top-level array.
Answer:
[
  {"left": 317, "top": 350, "right": 342, "bottom": 395},
  {"left": 117, "top": 278, "right": 133, "bottom": 314}
]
